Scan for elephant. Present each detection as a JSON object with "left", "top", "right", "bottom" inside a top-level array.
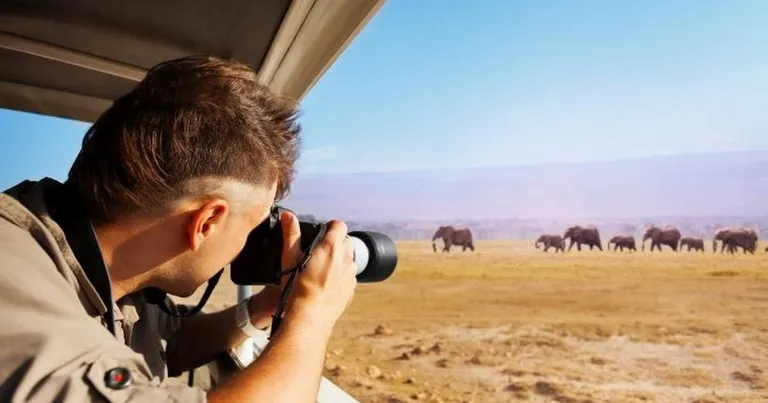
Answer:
[
  {"left": 716, "top": 228, "right": 757, "bottom": 254},
  {"left": 563, "top": 225, "right": 602, "bottom": 251},
  {"left": 608, "top": 235, "right": 636, "bottom": 252},
  {"left": 431, "top": 226, "right": 474, "bottom": 253},
  {"left": 713, "top": 228, "right": 757, "bottom": 254},
  {"left": 641, "top": 225, "right": 681, "bottom": 252},
  {"left": 679, "top": 237, "right": 704, "bottom": 252},
  {"left": 535, "top": 234, "right": 565, "bottom": 252}
]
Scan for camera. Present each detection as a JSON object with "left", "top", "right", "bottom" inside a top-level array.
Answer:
[{"left": 230, "top": 205, "right": 398, "bottom": 285}]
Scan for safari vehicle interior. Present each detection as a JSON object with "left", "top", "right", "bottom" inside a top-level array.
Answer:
[{"left": 0, "top": 0, "right": 384, "bottom": 400}]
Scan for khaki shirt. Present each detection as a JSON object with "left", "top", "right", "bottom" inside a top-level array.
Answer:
[{"left": 0, "top": 178, "right": 207, "bottom": 402}]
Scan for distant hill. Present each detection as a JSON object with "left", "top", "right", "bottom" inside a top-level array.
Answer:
[{"left": 282, "top": 150, "right": 768, "bottom": 240}]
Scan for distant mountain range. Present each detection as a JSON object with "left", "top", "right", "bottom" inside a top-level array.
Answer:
[{"left": 283, "top": 150, "right": 768, "bottom": 240}]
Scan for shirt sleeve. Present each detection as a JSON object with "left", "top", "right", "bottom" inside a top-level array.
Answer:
[{"left": 0, "top": 218, "right": 207, "bottom": 403}]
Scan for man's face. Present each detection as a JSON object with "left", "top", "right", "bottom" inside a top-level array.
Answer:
[{"left": 164, "top": 181, "right": 277, "bottom": 297}]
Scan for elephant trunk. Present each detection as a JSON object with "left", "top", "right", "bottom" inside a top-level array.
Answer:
[
  {"left": 641, "top": 233, "right": 651, "bottom": 251},
  {"left": 712, "top": 239, "right": 717, "bottom": 254}
]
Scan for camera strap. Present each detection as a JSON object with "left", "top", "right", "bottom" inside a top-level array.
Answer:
[
  {"left": 143, "top": 272, "right": 223, "bottom": 317},
  {"left": 269, "top": 222, "right": 328, "bottom": 339}
]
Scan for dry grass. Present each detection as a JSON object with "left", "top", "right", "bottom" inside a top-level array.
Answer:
[{"left": 177, "top": 241, "right": 768, "bottom": 402}]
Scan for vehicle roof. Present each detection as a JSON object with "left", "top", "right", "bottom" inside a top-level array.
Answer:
[{"left": 0, "top": 0, "right": 384, "bottom": 123}]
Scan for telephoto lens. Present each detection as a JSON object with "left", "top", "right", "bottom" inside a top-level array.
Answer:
[
  {"left": 347, "top": 231, "right": 398, "bottom": 282},
  {"left": 230, "top": 206, "right": 398, "bottom": 285}
]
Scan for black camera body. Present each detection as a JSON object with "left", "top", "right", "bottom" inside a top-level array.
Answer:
[{"left": 230, "top": 206, "right": 397, "bottom": 285}]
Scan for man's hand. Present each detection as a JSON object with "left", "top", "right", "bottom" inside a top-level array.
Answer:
[
  {"left": 278, "top": 211, "right": 357, "bottom": 327},
  {"left": 207, "top": 211, "right": 358, "bottom": 403}
]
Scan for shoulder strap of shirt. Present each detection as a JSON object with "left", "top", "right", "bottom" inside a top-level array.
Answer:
[{"left": 44, "top": 181, "right": 117, "bottom": 335}]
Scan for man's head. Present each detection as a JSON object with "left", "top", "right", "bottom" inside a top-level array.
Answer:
[{"left": 67, "top": 55, "right": 301, "bottom": 297}]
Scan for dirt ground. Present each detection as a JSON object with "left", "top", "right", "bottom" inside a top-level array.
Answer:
[{"left": 176, "top": 241, "right": 768, "bottom": 403}]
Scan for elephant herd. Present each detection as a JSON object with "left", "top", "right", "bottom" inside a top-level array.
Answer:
[
  {"left": 535, "top": 225, "right": 760, "bottom": 254},
  {"left": 430, "top": 224, "right": 762, "bottom": 255}
]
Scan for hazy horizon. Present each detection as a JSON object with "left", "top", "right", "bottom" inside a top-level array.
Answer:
[
  {"left": 284, "top": 150, "right": 768, "bottom": 222},
  {"left": 292, "top": 148, "right": 768, "bottom": 178}
]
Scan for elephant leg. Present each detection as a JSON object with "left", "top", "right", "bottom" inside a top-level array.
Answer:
[
  {"left": 567, "top": 240, "right": 574, "bottom": 251},
  {"left": 577, "top": 242, "right": 582, "bottom": 251},
  {"left": 589, "top": 244, "right": 594, "bottom": 251}
]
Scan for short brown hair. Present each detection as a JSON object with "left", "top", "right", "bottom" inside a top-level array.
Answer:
[{"left": 68, "top": 55, "right": 301, "bottom": 224}]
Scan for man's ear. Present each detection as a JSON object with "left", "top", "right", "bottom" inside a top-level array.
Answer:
[{"left": 187, "top": 198, "right": 229, "bottom": 252}]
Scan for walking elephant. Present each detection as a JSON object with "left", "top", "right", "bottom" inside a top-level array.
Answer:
[
  {"left": 679, "top": 237, "right": 704, "bottom": 252},
  {"left": 713, "top": 228, "right": 758, "bottom": 254},
  {"left": 535, "top": 234, "right": 565, "bottom": 252},
  {"left": 608, "top": 235, "right": 636, "bottom": 252},
  {"left": 642, "top": 225, "right": 681, "bottom": 252},
  {"left": 432, "top": 226, "right": 475, "bottom": 253},
  {"left": 563, "top": 225, "right": 602, "bottom": 251},
  {"left": 715, "top": 228, "right": 757, "bottom": 254}
]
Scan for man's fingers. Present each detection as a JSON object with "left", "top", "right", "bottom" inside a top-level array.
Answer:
[
  {"left": 324, "top": 220, "right": 349, "bottom": 246},
  {"left": 281, "top": 211, "right": 302, "bottom": 270}
]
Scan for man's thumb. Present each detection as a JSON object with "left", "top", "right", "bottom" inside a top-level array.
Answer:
[{"left": 280, "top": 211, "right": 302, "bottom": 270}]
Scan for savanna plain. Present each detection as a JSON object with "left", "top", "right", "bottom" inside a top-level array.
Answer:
[{"left": 181, "top": 241, "right": 768, "bottom": 403}]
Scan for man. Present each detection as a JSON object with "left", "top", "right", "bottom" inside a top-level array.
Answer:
[{"left": 0, "top": 56, "right": 357, "bottom": 402}]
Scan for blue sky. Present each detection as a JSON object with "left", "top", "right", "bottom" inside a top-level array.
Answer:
[{"left": 2, "top": 0, "right": 768, "bottom": 188}]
